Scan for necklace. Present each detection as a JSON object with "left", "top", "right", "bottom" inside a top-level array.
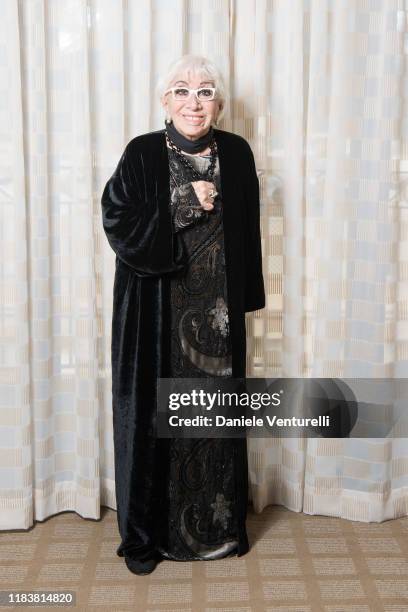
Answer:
[{"left": 165, "top": 132, "right": 218, "bottom": 182}]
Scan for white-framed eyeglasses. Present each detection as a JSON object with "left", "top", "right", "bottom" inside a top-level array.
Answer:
[{"left": 164, "top": 87, "right": 217, "bottom": 101}]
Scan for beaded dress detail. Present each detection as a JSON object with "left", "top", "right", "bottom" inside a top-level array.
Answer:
[{"left": 157, "top": 147, "right": 239, "bottom": 561}]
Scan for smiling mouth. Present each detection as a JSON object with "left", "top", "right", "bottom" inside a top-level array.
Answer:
[{"left": 183, "top": 115, "right": 204, "bottom": 124}]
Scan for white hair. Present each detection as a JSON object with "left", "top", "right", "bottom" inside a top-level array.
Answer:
[{"left": 156, "top": 54, "right": 227, "bottom": 123}]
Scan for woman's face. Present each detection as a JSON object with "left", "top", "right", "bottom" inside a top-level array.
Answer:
[{"left": 162, "top": 72, "right": 223, "bottom": 141}]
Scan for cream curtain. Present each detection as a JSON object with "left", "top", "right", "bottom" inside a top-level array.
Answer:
[{"left": 0, "top": 0, "right": 407, "bottom": 530}]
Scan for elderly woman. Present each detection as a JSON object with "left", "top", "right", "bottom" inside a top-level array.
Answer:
[{"left": 101, "top": 55, "right": 265, "bottom": 575}]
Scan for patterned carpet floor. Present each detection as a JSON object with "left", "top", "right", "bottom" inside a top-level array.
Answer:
[{"left": 1, "top": 505, "right": 407, "bottom": 611}]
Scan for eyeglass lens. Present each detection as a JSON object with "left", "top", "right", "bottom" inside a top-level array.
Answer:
[{"left": 173, "top": 88, "right": 214, "bottom": 100}]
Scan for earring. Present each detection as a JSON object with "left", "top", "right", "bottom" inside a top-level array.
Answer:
[{"left": 165, "top": 116, "right": 173, "bottom": 125}]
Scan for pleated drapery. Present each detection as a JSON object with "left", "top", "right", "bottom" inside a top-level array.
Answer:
[{"left": 0, "top": 0, "right": 407, "bottom": 529}]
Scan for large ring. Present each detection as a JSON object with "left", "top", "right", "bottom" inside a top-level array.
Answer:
[{"left": 208, "top": 189, "right": 218, "bottom": 199}]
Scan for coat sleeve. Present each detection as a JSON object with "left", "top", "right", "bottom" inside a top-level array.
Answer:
[
  {"left": 242, "top": 143, "right": 266, "bottom": 312},
  {"left": 101, "top": 143, "right": 186, "bottom": 277}
]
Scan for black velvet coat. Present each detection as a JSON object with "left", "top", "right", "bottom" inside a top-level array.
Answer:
[{"left": 101, "top": 128, "right": 265, "bottom": 561}]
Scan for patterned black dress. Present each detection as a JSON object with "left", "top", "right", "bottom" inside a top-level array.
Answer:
[{"left": 156, "top": 147, "right": 239, "bottom": 561}]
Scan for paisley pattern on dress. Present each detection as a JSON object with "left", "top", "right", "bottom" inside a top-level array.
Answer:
[{"left": 157, "top": 148, "right": 238, "bottom": 561}]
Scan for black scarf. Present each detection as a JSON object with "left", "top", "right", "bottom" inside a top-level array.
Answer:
[{"left": 165, "top": 120, "right": 214, "bottom": 154}]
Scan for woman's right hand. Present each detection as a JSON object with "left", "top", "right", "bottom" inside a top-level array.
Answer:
[{"left": 191, "top": 181, "right": 218, "bottom": 212}]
